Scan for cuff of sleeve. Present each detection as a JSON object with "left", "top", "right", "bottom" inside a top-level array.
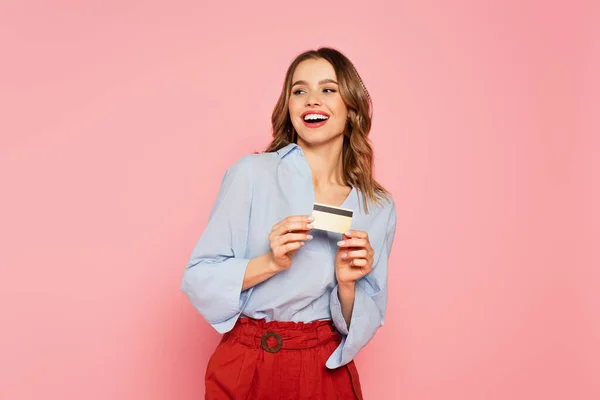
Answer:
[
  {"left": 329, "top": 284, "right": 350, "bottom": 336},
  {"left": 182, "top": 257, "right": 253, "bottom": 332},
  {"left": 326, "top": 284, "right": 381, "bottom": 369}
]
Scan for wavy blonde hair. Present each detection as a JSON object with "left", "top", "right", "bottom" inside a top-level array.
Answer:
[{"left": 265, "top": 47, "right": 389, "bottom": 213}]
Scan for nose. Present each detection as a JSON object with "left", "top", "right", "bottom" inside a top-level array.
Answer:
[{"left": 305, "top": 91, "right": 322, "bottom": 107}]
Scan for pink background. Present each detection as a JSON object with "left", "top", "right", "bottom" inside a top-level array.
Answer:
[{"left": 1, "top": 1, "right": 598, "bottom": 399}]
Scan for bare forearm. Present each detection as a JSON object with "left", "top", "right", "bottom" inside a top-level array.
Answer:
[
  {"left": 337, "top": 282, "right": 356, "bottom": 329},
  {"left": 241, "top": 252, "right": 281, "bottom": 291}
]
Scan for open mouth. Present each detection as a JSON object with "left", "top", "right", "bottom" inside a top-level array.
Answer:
[{"left": 302, "top": 113, "right": 329, "bottom": 128}]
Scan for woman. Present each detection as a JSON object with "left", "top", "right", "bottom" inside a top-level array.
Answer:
[{"left": 181, "top": 47, "right": 397, "bottom": 399}]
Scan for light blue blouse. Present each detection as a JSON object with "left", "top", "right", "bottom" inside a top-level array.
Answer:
[{"left": 181, "top": 143, "right": 397, "bottom": 369}]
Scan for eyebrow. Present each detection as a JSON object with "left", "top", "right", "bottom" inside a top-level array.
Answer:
[{"left": 291, "top": 79, "right": 338, "bottom": 87}]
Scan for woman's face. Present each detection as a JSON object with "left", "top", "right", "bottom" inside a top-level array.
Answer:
[{"left": 288, "top": 58, "right": 349, "bottom": 147}]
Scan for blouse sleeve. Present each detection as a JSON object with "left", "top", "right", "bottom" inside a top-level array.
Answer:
[
  {"left": 180, "top": 155, "right": 254, "bottom": 333},
  {"left": 326, "top": 200, "right": 397, "bottom": 369}
]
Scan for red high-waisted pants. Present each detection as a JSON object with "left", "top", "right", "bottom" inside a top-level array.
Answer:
[{"left": 204, "top": 318, "right": 363, "bottom": 399}]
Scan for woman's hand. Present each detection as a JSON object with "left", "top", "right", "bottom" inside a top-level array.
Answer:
[
  {"left": 335, "top": 230, "right": 375, "bottom": 285},
  {"left": 268, "top": 215, "right": 314, "bottom": 271}
]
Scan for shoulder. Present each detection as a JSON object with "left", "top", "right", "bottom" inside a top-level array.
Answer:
[
  {"left": 227, "top": 151, "right": 279, "bottom": 172},
  {"left": 354, "top": 190, "right": 397, "bottom": 238},
  {"left": 358, "top": 190, "right": 396, "bottom": 220},
  {"left": 376, "top": 193, "right": 397, "bottom": 231},
  {"left": 222, "top": 151, "right": 279, "bottom": 185},
  {"left": 353, "top": 190, "right": 397, "bottom": 253},
  {"left": 379, "top": 192, "right": 396, "bottom": 212},
  {"left": 382, "top": 193, "right": 396, "bottom": 220}
]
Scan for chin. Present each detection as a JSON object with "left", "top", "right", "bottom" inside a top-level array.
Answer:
[{"left": 296, "top": 131, "right": 343, "bottom": 147}]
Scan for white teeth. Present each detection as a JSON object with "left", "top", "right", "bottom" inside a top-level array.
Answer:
[{"left": 304, "top": 114, "right": 329, "bottom": 121}]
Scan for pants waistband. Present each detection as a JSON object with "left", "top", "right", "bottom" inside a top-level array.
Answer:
[{"left": 228, "top": 317, "right": 340, "bottom": 352}]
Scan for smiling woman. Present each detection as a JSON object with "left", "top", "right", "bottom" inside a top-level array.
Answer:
[
  {"left": 181, "top": 47, "right": 397, "bottom": 399},
  {"left": 268, "top": 48, "right": 387, "bottom": 213},
  {"left": 290, "top": 64, "right": 349, "bottom": 140}
]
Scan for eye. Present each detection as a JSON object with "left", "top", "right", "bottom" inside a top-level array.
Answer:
[
  {"left": 292, "top": 89, "right": 305, "bottom": 95},
  {"left": 323, "top": 88, "right": 337, "bottom": 93}
]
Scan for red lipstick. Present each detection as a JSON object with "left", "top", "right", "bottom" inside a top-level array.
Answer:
[{"left": 301, "top": 110, "right": 330, "bottom": 128}]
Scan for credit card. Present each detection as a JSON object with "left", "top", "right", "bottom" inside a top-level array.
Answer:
[{"left": 311, "top": 203, "right": 353, "bottom": 234}]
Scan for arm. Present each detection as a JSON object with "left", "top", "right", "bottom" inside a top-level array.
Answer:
[
  {"left": 181, "top": 155, "right": 314, "bottom": 333},
  {"left": 241, "top": 252, "right": 280, "bottom": 291},
  {"left": 327, "top": 201, "right": 397, "bottom": 369},
  {"left": 337, "top": 282, "right": 356, "bottom": 328},
  {"left": 180, "top": 156, "right": 255, "bottom": 333},
  {"left": 242, "top": 216, "right": 315, "bottom": 290}
]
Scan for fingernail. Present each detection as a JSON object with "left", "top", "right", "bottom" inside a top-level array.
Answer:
[
  {"left": 306, "top": 235, "right": 313, "bottom": 240},
  {"left": 341, "top": 253, "right": 347, "bottom": 259},
  {"left": 301, "top": 242, "right": 305, "bottom": 246},
  {"left": 308, "top": 216, "right": 314, "bottom": 222},
  {"left": 307, "top": 224, "right": 314, "bottom": 229},
  {"left": 337, "top": 241, "right": 345, "bottom": 246},
  {"left": 345, "top": 231, "right": 352, "bottom": 236}
]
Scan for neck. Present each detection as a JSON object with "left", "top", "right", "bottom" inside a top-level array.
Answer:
[{"left": 298, "top": 136, "right": 346, "bottom": 189}]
